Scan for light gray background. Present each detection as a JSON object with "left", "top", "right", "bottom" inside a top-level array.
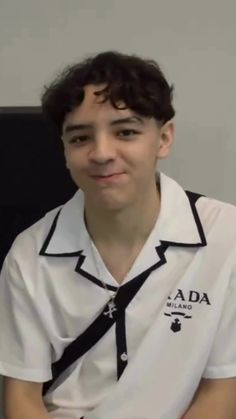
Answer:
[{"left": 0, "top": 0, "right": 236, "bottom": 416}]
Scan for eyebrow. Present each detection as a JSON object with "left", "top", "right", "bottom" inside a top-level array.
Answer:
[{"left": 64, "top": 116, "right": 144, "bottom": 133}]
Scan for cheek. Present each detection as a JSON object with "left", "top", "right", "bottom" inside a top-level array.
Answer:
[
  {"left": 64, "top": 150, "right": 84, "bottom": 170},
  {"left": 134, "top": 146, "right": 158, "bottom": 165}
]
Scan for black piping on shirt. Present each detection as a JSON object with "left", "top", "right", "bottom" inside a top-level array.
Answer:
[
  {"left": 41, "top": 191, "right": 207, "bottom": 395},
  {"left": 116, "top": 311, "right": 128, "bottom": 379},
  {"left": 39, "top": 208, "right": 82, "bottom": 258},
  {"left": 185, "top": 191, "right": 207, "bottom": 247},
  {"left": 42, "top": 241, "right": 170, "bottom": 395},
  {"left": 39, "top": 191, "right": 207, "bottom": 289}
]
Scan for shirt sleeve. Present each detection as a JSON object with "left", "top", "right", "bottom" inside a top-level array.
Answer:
[
  {"left": 0, "top": 249, "right": 52, "bottom": 382},
  {"left": 203, "top": 265, "right": 236, "bottom": 379}
]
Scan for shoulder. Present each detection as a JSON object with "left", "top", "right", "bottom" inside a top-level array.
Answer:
[
  {"left": 5, "top": 204, "right": 63, "bottom": 268},
  {"left": 4, "top": 188, "right": 82, "bottom": 273},
  {"left": 191, "top": 192, "right": 236, "bottom": 236},
  {"left": 187, "top": 193, "right": 236, "bottom": 265}
]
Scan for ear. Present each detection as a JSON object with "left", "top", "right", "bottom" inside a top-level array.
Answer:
[{"left": 156, "top": 120, "right": 175, "bottom": 159}]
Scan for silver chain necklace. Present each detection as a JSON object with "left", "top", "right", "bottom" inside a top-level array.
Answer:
[{"left": 89, "top": 238, "right": 120, "bottom": 319}]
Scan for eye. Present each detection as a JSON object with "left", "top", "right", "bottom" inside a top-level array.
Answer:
[
  {"left": 117, "top": 129, "right": 139, "bottom": 138},
  {"left": 69, "top": 135, "right": 91, "bottom": 144}
]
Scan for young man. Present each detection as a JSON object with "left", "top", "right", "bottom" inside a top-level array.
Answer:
[{"left": 1, "top": 51, "right": 236, "bottom": 419}]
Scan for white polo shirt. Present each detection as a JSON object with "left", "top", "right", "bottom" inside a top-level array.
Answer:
[{"left": 1, "top": 172, "right": 236, "bottom": 419}]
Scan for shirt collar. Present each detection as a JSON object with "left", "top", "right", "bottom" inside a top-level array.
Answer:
[{"left": 39, "top": 172, "right": 207, "bottom": 257}]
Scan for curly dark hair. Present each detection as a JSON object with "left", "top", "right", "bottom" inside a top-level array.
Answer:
[{"left": 41, "top": 51, "right": 175, "bottom": 133}]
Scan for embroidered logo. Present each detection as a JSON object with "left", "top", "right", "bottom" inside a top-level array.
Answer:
[{"left": 164, "top": 289, "right": 211, "bottom": 333}]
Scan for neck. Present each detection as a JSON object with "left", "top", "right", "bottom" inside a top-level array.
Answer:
[{"left": 84, "top": 181, "right": 161, "bottom": 249}]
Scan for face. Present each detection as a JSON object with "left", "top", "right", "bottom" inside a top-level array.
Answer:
[{"left": 62, "top": 84, "right": 174, "bottom": 211}]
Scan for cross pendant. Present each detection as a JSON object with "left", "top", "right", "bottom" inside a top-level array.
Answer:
[{"left": 104, "top": 299, "right": 117, "bottom": 319}]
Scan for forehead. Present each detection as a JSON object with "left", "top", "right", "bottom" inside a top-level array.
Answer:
[{"left": 63, "top": 84, "right": 140, "bottom": 128}]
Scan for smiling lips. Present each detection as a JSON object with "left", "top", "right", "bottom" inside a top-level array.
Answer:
[
  {"left": 91, "top": 172, "right": 124, "bottom": 178},
  {"left": 91, "top": 172, "right": 125, "bottom": 182}
]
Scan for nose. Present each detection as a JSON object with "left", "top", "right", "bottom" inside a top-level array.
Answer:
[{"left": 88, "top": 134, "right": 116, "bottom": 164}]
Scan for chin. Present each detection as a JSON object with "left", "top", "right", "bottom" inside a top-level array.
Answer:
[
  {"left": 95, "top": 200, "right": 127, "bottom": 212},
  {"left": 86, "top": 193, "right": 130, "bottom": 212}
]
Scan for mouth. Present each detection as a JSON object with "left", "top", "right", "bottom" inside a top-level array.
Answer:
[
  {"left": 93, "top": 173, "right": 121, "bottom": 177},
  {"left": 91, "top": 172, "right": 125, "bottom": 183}
]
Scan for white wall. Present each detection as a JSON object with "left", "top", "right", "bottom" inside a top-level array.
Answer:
[
  {"left": 1, "top": 0, "right": 236, "bottom": 204},
  {"left": 1, "top": 0, "right": 236, "bottom": 203},
  {"left": 0, "top": 0, "right": 236, "bottom": 415}
]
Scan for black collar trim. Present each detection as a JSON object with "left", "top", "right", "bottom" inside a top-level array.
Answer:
[
  {"left": 39, "top": 190, "right": 207, "bottom": 290},
  {"left": 185, "top": 191, "right": 207, "bottom": 246},
  {"left": 39, "top": 209, "right": 82, "bottom": 257}
]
